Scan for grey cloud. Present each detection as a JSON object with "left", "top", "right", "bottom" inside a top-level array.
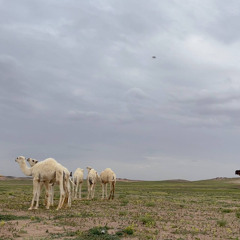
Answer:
[
  {"left": 68, "top": 110, "right": 102, "bottom": 122},
  {"left": 1, "top": 0, "right": 240, "bottom": 180},
  {"left": 125, "top": 88, "right": 149, "bottom": 100},
  {"left": 205, "top": 1, "right": 240, "bottom": 43},
  {"left": 166, "top": 87, "right": 240, "bottom": 127},
  {"left": 0, "top": 55, "right": 37, "bottom": 114}
]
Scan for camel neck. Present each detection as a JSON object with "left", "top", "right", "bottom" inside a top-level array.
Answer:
[{"left": 19, "top": 161, "right": 32, "bottom": 176}]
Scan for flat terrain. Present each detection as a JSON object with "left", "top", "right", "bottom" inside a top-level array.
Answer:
[{"left": 1, "top": 178, "right": 240, "bottom": 239}]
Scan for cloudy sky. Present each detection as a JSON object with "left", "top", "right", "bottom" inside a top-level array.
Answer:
[{"left": 1, "top": 0, "right": 240, "bottom": 180}]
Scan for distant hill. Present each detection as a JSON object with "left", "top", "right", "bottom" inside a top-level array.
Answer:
[
  {"left": 117, "top": 178, "right": 142, "bottom": 182},
  {"left": 0, "top": 175, "right": 32, "bottom": 180},
  {"left": 164, "top": 179, "right": 190, "bottom": 182}
]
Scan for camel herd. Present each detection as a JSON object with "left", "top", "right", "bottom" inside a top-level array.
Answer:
[{"left": 15, "top": 156, "right": 116, "bottom": 210}]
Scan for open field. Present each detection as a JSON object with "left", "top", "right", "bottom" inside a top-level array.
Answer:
[{"left": 1, "top": 178, "right": 240, "bottom": 239}]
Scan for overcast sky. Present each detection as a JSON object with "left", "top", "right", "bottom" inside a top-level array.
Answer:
[{"left": 1, "top": 0, "right": 240, "bottom": 180}]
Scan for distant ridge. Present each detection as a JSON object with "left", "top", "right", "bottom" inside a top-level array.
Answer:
[
  {"left": 212, "top": 177, "right": 228, "bottom": 180},
  {"left": 117, "top": 178, "right": 142, "bottom": 182},
  {"left": 164, "top": 179, "right": 190, "bottom": 182},
  {"left": 0, "top": 175, "right": 31, "bottom": 180}
]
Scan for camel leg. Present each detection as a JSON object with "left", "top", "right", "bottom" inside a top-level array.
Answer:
[
  {"left": 57, "top": 186, "right": 65, "bottom": 210},
  {"left": 57, "top": 192, "right": 65, "bottom": 210},
  {"left": 44, "top": 183, "right": 49, "bottom": 207},
  {"left": 105, "top": 184, "right": 108, "bottom": 199},
  {"left": 34, "top": 182, "right": 41, "bottom": 209},
  {"left": 108, "top": 183, "right": 112, "bottom": 200},
  {"left": 44, "top": 183, "right": 48, "bottom": 206},
  {"left": 45, "top": 183, "right": 51, "bottom": 209},
  {"left": 87, "top": 182, "right": 91, "bottom": 200},
  {"left": 67, "top": 180, "right": 71, "bottom": 207},
  {"left": 72, "top": 180, "right": 75, "bottom": 198},
  {"left": 79, "top": 183, "right": 82, "bottom": 199},
  {"left": 64, "top": 179, "right": 71, "bottom": 208},
  {"left": 56, "top": 172, "right": 65, "bottom": 210},
  {"left": 62, "top": 173, "right": 70, "bottom": 208},
  {"left": 109, "top": 182, "right": 114, "bottom": 200},
  {"left": 29, "top": 179, "right": 39, "bottom": 210},
  {"left": 101, "top": 183, "right": 104, "bottom": 199},
  {"left": 89, "top": 184, "right": 94, "bottom": 199},
  {"left": 111, "top": 182, "right": 115, "bottom": 200},
  {"left": 92, "top": 183, "right": 95, "bottom": 199},
  {"left": 75, "top": 181, "right": 79, "bottom": 199},
  {"left": 50, "top": 185, "right": 54, "bottom": 206}
]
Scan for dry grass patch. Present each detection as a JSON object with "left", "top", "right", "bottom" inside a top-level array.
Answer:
[{"left": 1, "top": 178, "right": 240, "bottom": 239}]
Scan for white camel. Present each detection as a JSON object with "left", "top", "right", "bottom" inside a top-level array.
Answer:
[
  {"left": 27, "top": 158, "right": 54, "bottom": 207},
  {"left": 72, "top": 168, "right": 84, "bottom": 199},
  {"left": 27, "top": 157, "right": 72, "bottom": 208},
  {"left": 86, "top": 167, "right": 99, "bottom": 200},
  {"left": 100, "top": 168, "right": 116, "bottom": 200},
  {"left": 15, "top": 156, "right": 69, "bottom": 210}
]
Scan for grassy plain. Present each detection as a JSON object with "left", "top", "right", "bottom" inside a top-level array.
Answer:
[{"left": 1, "top": 178, "right": 240, "bottom": 239}]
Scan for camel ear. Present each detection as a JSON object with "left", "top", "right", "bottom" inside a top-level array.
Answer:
[{"left": 35, "top": 160, "right": 38, "bottom": 164}]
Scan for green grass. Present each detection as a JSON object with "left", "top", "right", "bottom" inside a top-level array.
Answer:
[
  {"left": 122, "top": 225, "right": 134, "bottom": 235},
  {"left": 119, "top": 211, "right": 127, "bottom": 216},
  {"left": 52, "top": 226, "right": 121, "bottom": 240},
  {"left": 145, "top": 201, "right": 156, "bottom": 207},
  {"left": 140, "top": 214, "right": 156, "bottom": 227},
  {"left": 236, "top": 210, "right": 240, "bottom": 218},
  {"left": 0, "top": 214, "right": 29, "bottom": 221},
  {"left": 217, "top": 219, "right": 227, "bottom": 227}
]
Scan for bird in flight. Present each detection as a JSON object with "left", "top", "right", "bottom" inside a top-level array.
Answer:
[{"left": 152, "top": 56, "right": 156, "bottom": 59}]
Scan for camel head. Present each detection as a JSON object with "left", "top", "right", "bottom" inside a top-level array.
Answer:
[
  {"left": 27, "top": 158, "right": 38, "bottom": 167},
  {"left": 235, "top": 170, "right": 240, "bottom": 176},
  {"left": 15, "top": 156, "right": 26, "bottom": 164},
  {"left": 86, "top": 166, "right": 92, "bottom": 173}
]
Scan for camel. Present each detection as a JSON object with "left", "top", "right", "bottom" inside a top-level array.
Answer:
[
  {"left": 100, "top": 168, "right": 116, "bottom": 200},
  {"left": 27, "top": 158, "right": 54, "bottom": 207},
  {"left": 72, "top": 168, "right": 84, "bottom": 199},
  {"left": 86, "top": 167, "right": 99, "bottom": 200},
  {"left": 27, "top": 157, "right": 72, "bottom": 208},
  {"left": 15, "top": 156, "right": 69, "bottom": 210}
]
